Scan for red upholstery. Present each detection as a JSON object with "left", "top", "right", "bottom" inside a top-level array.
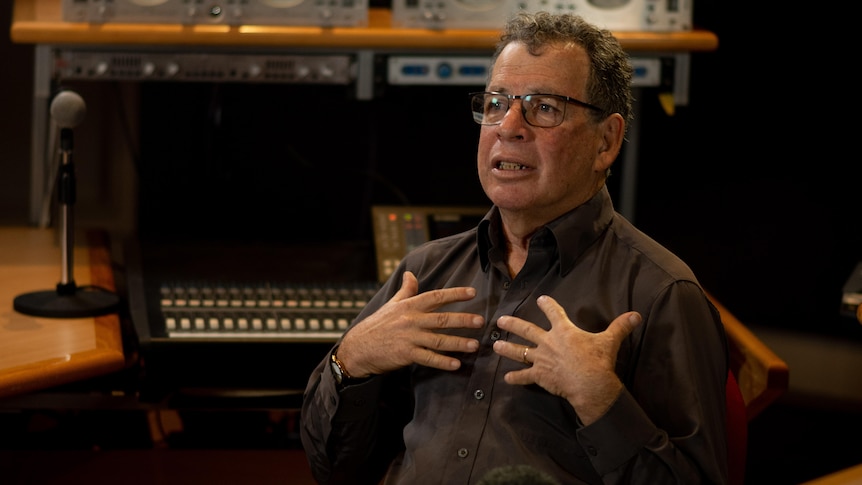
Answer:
[{"left": 726, "top": 370, "right": 747, "bottom": 485}]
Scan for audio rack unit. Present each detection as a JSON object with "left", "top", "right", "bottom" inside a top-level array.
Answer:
[
  {"left": 386, "top": 55, "right": 666, "bottom": 87},
  {"left": 391, "top": 0, "right": 692, "bottom": 31},
  {"left": 61, "top": 0, "right": 370, "bottom": 27},
  {"left": 54, "top": 51, "right": 357, "bottom": 84}
]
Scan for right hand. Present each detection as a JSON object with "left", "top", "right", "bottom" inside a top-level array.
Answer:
[{"left": 334, "top": 271, "right": 485, "bottom": 378}]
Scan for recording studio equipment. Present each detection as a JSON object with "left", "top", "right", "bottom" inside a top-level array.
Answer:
[
  {"left": 157, "top": 280, "right": 380, "bottom": 340},
  {"left": 54, "top": 51, "right": 357, "bottom": 85},
  {"left": 386, "top": 55, "right": 665, "bottom": 87},
  {"left": 126, "top": 204, "right": 490, "bottom": 397},
  {"left": 124, "top": 235, "right": 382, "bottom": 399},
  {"left": 391, "top": 0, "right": 693, "bottom": 31},
  {"left": 50, "top": 90, "right": 88, "bottom": 128},
  {"left": 13, "top": 90, "right": 120, "bottom": 318},
  {"left": 61, "top": 0, "right": 370, "bottom": 27},
  {"left": 133, "top": 205, "right": 487, "bottom": 345},
  {"left": 387, "top": 56, "right": 491, "bottom": 85},
  {"left": 372, "top": 205, "right": 489, "bottom": 282},
  {"left": 391, "top": 0, "right": 511, "bottom": 30}
]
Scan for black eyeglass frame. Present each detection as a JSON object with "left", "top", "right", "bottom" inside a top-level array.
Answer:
[{"left": 469, "top": 91, "right": 606, "bottom": 128}]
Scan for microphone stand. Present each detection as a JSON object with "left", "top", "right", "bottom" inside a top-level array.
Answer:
[{"left": 13, "top": 112, "right": 120, "bottom": 318}]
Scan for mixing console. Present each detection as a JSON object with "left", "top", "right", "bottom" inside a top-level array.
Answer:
[{"left": 157, "top": 281, "right": 380, "bottom": 341}]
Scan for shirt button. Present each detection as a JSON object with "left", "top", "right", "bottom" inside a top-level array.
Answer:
[
  {"left": 503, "top": 281, "right": 510, "bottom": 290},
  {"left": 473, "top": 389, "right": 485, "bottom": 400},
  {"left": 490, "top": 330, "right": 501, "bottom": 341},
  {"left": 587, "top": 445, "right": 597, "bottom": 456},
  {"left": 457, "top": 448, "right": 469, "bottom": 458}
]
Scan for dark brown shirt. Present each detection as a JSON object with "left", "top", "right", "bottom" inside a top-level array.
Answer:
[{"left": 301, "top": 186, "right": 729, "bottom": 484}]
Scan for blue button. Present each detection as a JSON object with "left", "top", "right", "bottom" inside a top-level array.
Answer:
[
  {"left": 459, "top": 65, "right": 486, "bottom": 76},
  {"left": 436, "top": 63, "right": 453, "bottom": 78},
  {"left": 401, "top": 65, "right": 429, "bottom": 76}
]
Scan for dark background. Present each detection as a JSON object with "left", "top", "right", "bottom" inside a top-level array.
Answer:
[{"left": 2, "top": 1, "right": 861, "bottom": 484}]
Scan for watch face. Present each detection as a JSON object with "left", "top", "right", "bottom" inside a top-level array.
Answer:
[{"left": 331, "top": 359, "right": 344, "bottom": 384}]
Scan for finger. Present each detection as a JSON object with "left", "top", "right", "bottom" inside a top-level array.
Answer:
[
  {"left": 536, "top": 295, "right": 576, "bottom": 330},
  {"left": 420, "top": 310, "right": 485, "bottom": 332},
  {"left": 604, "top": 311, "right": 642, "bottom": 342},
  {"left": 537, "top": 295, "right": 642, "bottom": 344},
  {"left": 397, "top": 271, "right": 478, "bottom": 313},
  {"left": 411, "top": 339, "right": 477, "bottom": 371},
  {"left": 495, "top": 314, "right": 543, "bottom": 343},
  {"left": 419, "top": 285, "right": 478, "bottom": 313},
  {"left": 390, "top": 271, "right": 420, "bottom": 302},
  {"left": 503, "top": 368, "right": 536, "bottom": 387},
  {"left": 415, "top": 323, "right": 482, "bottom": 352},
  {"left": 492, "top": 339, "right": 532, "bottom": 366}
]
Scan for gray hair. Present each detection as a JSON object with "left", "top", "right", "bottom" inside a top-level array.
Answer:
[{"left": 491, "top": 11, "right": 634, "bottom": 128}]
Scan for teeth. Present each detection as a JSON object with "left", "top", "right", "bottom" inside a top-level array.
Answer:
[{"left": 498, "top": 161, "right": 526, "bottom": 170}]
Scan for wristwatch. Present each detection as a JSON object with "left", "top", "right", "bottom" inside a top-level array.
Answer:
[{"left": 330, "top": 346, "right": 353, "bottom": 386}]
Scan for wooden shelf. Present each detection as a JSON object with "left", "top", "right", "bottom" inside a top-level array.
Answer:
[{"left": 11, "top": 0, "right": 718, "bottom": 52}]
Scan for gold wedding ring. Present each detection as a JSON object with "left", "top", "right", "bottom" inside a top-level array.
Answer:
[{"left": 522, "top": 346, "right": 530, "bottom": 365}]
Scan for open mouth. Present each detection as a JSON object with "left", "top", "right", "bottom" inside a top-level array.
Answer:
[{"left": 496, "top": 161, "right": 528, "bottom": 170}]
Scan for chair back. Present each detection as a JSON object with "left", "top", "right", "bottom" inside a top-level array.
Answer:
[{"left": 707, "top": 292, "right": 790, "bottom": 484}]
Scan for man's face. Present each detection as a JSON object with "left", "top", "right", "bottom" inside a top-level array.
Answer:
[{"left": 477, "top": 41, "right": 614, "bottom": 223}]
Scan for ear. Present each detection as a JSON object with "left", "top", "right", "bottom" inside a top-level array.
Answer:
[{"left": 593, "top": 113, "right": 626, "bottom": 174}]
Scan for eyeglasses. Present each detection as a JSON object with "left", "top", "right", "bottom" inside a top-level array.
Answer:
[{"left": 469, "top": 92, "right": 605, "bottom": 128}]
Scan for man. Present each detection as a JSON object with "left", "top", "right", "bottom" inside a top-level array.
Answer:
[{"left": 301, "top": 11, "right": 729, "bottom": 484}]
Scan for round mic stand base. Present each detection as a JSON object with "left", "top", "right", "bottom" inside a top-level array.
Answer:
[{"left": 14, "top": 287, "right": 120, "bottom": 318}]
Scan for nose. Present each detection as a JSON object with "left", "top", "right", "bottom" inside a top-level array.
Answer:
[{"left": 497, "top": 98, "right": 529, "bottom": 135}]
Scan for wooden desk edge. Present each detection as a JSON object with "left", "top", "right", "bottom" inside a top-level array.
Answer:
[
  {"left": 11, "top": 1, "right": 718, "bottom": 52},
  {"left": 0, "top": 348, "right": 125, "bottom": 399}
]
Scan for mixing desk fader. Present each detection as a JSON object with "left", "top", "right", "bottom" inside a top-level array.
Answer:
[{"left": 158, "top": 281, "right": 380, "bottom": 341}]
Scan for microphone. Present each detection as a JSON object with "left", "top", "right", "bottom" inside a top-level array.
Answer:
[
  {"left": 37, "top": 91, "right": 88, "bottom": 228},
  {"left": 476, "top": 464, "right": 560, "bottom": 485},
  {"left": 13, "top": 89, "right": 120, "bottom": 319},
  {"left": 50, "top": 90, "right": 87, "bottom": 129}
]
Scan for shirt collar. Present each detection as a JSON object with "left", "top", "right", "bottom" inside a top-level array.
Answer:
[{"left": 477, "top": 186, "right": 615, "bottom": 276}]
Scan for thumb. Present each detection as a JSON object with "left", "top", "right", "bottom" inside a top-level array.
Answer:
[
  {"left": 392, "top": 271, "right": 419, "bottom": 301},
  {"left": 606, "top": 311, "right": 642, "bottom": 341}
]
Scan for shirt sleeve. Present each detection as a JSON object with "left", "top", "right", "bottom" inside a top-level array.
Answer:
[
  {"left": 300, "top": 274, "right": 415, "bottom": 485},
  {"left": 301, "top": 353, "right": 404, "bottom": 485},
  {"left": 576, "top": 280, "right": 730, "bottom": 484}
]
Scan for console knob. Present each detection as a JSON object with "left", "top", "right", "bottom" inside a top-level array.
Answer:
[
  {"left": 94, "top": 61, "right": 109, "bottom": 76},
  {"left": 165, "top": 62, "right": 180, "bottom": 77}
]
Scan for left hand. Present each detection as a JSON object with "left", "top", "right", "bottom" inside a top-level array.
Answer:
[{"left": 493, "top": 294, "right": 642, "bottom": 426}]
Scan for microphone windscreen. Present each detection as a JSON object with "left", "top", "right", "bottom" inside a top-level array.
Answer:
[
  {"left": 476, "top": 464, "right": 560, "bottom": 485},
  {"left": 50, "top": 90, "right": 87, "bottom": 129}
]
